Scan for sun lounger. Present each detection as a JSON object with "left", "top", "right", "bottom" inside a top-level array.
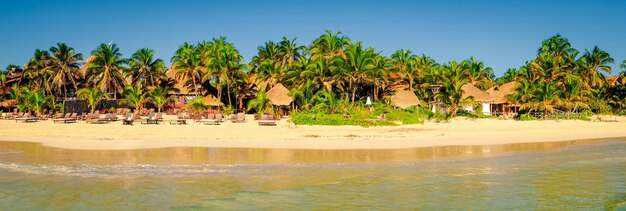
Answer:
[
  {"left": 258, "top": 114, "right": 276, "bottom": 126},
  {"left": 53, "top": 113, "right": 77, "bottom": 123},
  {"left": 198, "top": 113, "right": 221, "bottom": 125},
  {"left": 15, "top": 113, "right": 38, "bottom": 123},
  {"left": 122, "top": 113, "right": 134, "bottom": 125},
  {"left": 231, "top": 112, "right": 246, "bottom": 123}
]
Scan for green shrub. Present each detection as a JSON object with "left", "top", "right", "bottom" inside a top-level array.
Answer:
[{"left": 519, "top": 114, "right": 538, "bottom": 121}]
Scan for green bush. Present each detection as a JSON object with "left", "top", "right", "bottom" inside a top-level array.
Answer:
[{"left": 519, "top": 114, "right": 538, "bottom": 121}]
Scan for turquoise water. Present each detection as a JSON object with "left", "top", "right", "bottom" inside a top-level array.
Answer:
[{"left": 0, "top": 140, "right": 624, "bottom": 210}]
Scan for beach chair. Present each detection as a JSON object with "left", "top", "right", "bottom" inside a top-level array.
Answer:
[
  {"left": 155, "top": 112, "right": 163, "bottom": 123},
  {"left": 53, "top": 113, "right": 75, "bottom": 123},
  {"left": 145, "top": 113, "right": 159, "bottom": 125},
  {"left": 199, "top": 113, "right": 220, "bottom": 125},
  {"left": 122, "top": 113, "right": 134, "bottom": 125},
  {"left": 15, "top": 113, "right": 38, "bottom": 123},
  {"left": 258, "top": 114, "right": 276, "bottom": 126}
]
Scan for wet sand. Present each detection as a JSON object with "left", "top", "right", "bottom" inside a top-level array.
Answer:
[{"left": 0, "top": 115, "right": 625, "bottom": 150}]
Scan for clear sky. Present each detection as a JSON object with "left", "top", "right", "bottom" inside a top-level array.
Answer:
[{"left": 1, "top": 0, "right": 625, "bottom": 77}]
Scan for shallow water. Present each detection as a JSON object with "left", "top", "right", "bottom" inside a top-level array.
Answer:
[{"left": 0, "top": 139, "right": 624, "bottom": 210}]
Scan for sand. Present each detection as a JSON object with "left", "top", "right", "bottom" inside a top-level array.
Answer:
[{"left": 0, "top": 114, "right": 625, "bottom": 150}]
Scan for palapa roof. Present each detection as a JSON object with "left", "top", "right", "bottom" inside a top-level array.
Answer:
[
  {"left": 461, "top": 83, "right": 491, "bottom": 102},
  {"left": 203, "top": 95, "right": 223, "bottom": 106},
  {"left": 486, "top": 82, "right": 518, "bottom": 104},
  {"left": 390, "top": 90, "right": 420, "bottom": 109},
  {"left": 165, "top": 68, "right": 191, "bottom": 95},
  {"left": 266, "top": 83, "right": 293, "bottom": 106}
]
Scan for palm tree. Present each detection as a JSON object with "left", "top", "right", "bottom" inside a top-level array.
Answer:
[
  {"left": 342, "top": 42, "right": 375, "bottom": 103},
  {"left": 391, "top": 49, "right": 417, "bottom": 91},
  {"left": 289, "top": 79, "right": 316, "bottom": 110},
  {"left": 310, "top": 30, "right": 351, "bottom": 61},
  {"left": 462, "top": 57, "right": 494, "bottom": 90},
  {"left": 23, "top": 49, "right": 51, "bottom": 93},
  {"left": 247, "top": 90, "right": 273, "bottom": 114},
  {"left": 437, "top": 61, "right": 471, "bottom": 117},
  {"left": 86, "top": 43, "right": 127, "bottom": 99},
  {"left": 171, "top": 42, "right": 204, "bottom": 96},
  {"left": 128, "top": 48, "right": 166, "bottom": 88},
  {"left": 147, "top": 86, "right": 173, "bottom": 112},
  {"left": 579, "top": 46, "right": 614, "bottom": 87},
  {"left": 206, "top": 38, "right": 244, "bottom": 106},
  {"left": 121, "top": 84, "right": 149, "bottom": 111},
  {"left": 48, "top": 43, "right": 83, "bottom": 98},
  {"left": 496, "top": 68, "right": 518, "bottom": 84},
  {"left": 76, "top": 87, "right": 107, "bottom": 113},
  {"left": 277, "top": 36, "right": 305, "bottom": 68}
]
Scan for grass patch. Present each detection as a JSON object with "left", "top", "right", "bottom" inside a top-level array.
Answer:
[{"left": 291, "top": 105, "right": 426, "bottom": 127}]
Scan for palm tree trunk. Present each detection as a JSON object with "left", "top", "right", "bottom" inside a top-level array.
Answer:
[
  {"left": 193, "top": 77, "right": 198, "bottom": 96},
  {"left": 227, "top": 84, "right": 232, "bottom": 106}
]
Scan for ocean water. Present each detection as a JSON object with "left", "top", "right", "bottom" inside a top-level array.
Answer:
[{"left": 0, "top": 139, "right": 624, "bottom": 210}]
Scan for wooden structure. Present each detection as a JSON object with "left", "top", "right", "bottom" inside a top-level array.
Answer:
[{"left": 485, "top": 82, "right": 520, "bottom": 116}]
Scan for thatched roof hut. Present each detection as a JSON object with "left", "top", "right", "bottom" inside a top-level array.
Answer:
[
  {"left": 266, "top": 83, "right": 293, "bottom": 106},
  {"left": 486, "top": 82, "right": 518, "bottom": 104},
  {"left": 461, "top": 84, "right": 491, "bottom": 102},
  {"left": 390, "top": 90, "right": 420, "bottom": 109},
  {"left": 203, "top": 95, "right": 223, "bottom": 106}
]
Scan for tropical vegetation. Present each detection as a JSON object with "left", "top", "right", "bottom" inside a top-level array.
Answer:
[{"left": 1, "top": 31, "right": 626, "bottom": 126}]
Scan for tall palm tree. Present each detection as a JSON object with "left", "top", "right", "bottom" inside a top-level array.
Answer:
[
  {"left": 23, "top": 49, "right": 52, "bottom": 94},
  {"left": 128, "top": 48, "right": 166, "bottom": 88},
  {"left": 310, "top": 30, "right": 351, "bottom": 61},
  {"left": 210, "top": 39, "right": 245, "bottom": 106},
  {"left": 462, "top": 57, "right": 494, "bottom": 90},
  {"left": 342, "top": 42, "right": 375, "bottom": 103},
  {"left": 76, "top": 87, "right": 107, "bottom": 113},
  {"left": 86, "top": 43, "right": 127, "bottom": 99},
  {"left": 579, "top": 46, "right": 614, "bottom": 87},
  {"left": 391, "top": 49, "right": 417, "bottom": 91},
  {"left": 171, "top": 42, "right": 204, "bottom": 96},
  {"left": 277, "top": 36, "right": 305, "bottom": 68},
  {"left": 48, "top": 42, "right": 83, "bottom": 98},
  {"left": 437, "top": 61, "right": 471, "bottom": 117}
]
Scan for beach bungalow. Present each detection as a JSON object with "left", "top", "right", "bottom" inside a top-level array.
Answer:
[
  {"left": 390, "top": 90, "right": 420, "bottom": 109},
  {"left": 461, "top": 84, "right": 491, "bottom": 115},
  {"left": 486, "top": 82, "right": 519, "bottom": 116}
]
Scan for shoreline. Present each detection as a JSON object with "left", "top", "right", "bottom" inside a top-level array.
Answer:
[{"left": 1, "top": 115, "right": 626, "bottom": 150}]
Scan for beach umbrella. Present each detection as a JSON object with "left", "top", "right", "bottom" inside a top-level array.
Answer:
[
  {"left": 390, "top": 90, "right": 420, "bottom": 109},
  {"left": 266, "top": 83, "right": 293, "bottom": 106}
]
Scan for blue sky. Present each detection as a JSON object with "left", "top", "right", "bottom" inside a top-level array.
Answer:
[{"left": 1, "top": 0, "right": 625, "bottom": 76}]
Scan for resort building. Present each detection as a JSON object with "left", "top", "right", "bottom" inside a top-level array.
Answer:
[
  {"left": 486, "top": 82, "right": 519, "bottom": 116},
  {"left": 461, "top": 84, "right": 492, "bottom": 115}
]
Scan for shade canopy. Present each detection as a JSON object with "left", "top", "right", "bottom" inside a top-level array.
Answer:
[
  {"left": 391, "top": 90, "right": 420, "bottom": 109},
  {"left": 203, "top": 95, "right": 223, "bottom": 106},
  {"left": 266, "top": 83, "right": 293, "bottom": 106}
]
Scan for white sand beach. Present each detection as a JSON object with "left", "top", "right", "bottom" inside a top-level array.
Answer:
[{"left": 1, "top": 115, "right": 625, "bottom": 150}]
